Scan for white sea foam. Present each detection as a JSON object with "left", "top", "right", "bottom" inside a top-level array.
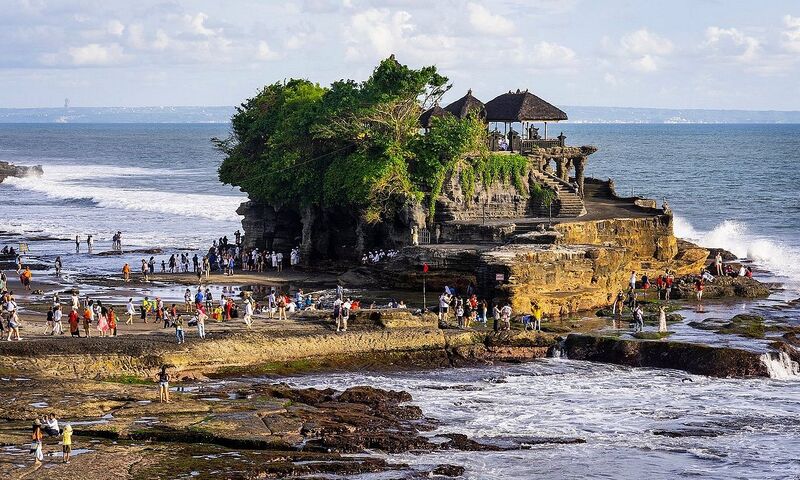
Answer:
[
  {"left": 674, "top": 215, "right": 800, "bottom": 289},
  {"left": 4, "top": 164, "right": 244, "bottom": 222}
]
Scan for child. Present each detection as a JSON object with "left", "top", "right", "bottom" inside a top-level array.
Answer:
[
  {"left": 174, "top": 315, "right": 185, "bottom": 344},
  {"left": 62, "top": 424, "right": 72, "bottom": 463}
]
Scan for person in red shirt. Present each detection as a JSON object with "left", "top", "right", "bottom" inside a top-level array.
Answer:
[
  {"left": 664, "top": 273, "right": 674, "bottom": 301},
  {"left": 108, "top": 306, "right": 117, "bottom": 337},
  {"left": 68, "top": 308, "right": 80, "bottom": 337}
]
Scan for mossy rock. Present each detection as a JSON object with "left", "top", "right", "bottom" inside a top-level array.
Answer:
[
  {"left": 632, "top": 331, "right": 673, "bottom": 340},
  {"left": 540, "top": 324, "right": 572, "bottom": 334},
  {"left": 689, "top": 314, "right": 766, "bottom": 339}
]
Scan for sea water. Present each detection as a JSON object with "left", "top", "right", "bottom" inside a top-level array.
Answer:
[
  {"left": 0, "top": 123, "right": 244, "bottom": 274},
  {"left": 2, "top": 123, "right": 800, "bottom": 477},
  {"left": 289, "top": 360, "right": 800, "bottom": 479}
]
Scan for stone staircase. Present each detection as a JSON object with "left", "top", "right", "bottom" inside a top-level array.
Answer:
[{"left": 530, "top": 170, "right": 586, "bottom": 217}]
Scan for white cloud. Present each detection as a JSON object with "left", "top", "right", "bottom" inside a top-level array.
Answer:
[
  {"left": 185, "top": 12, "right": 216, "bottom": 36},
  {"left": 68, "top": 43, "right": 124, "bottom": 65},
  {"left": 612, "top": 29, "right": 674, "bottom": 73},
  {"left": 782, "top": 15, "right": 800, "bottom": 53},
  {"left": 620, "top": 29, "right": 673, "bottom": 57},
  {"left": 345, "top": 9, "right": 414, "bottom": 59},
  {"left": 603, "top": 72, "right": 619, "bottom": 86},
  {"left": 704, "top": 26, "right": 760, "bottom": 62},
  {"left": 257, "top": 41, "right": 279, "bottom": 60},
  {"left": 466, "top": 3, "right": 515, "bottom": 36},
  {"left": 528, "top": 41, "right": 576, "bottom": 66},
  {"left": 107, "top": 19, "right": 125, "bottom": 36}
]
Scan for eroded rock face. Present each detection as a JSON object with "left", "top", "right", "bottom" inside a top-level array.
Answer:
[{"left": 479, "top": 216, "right": 709, "bottom": 317}]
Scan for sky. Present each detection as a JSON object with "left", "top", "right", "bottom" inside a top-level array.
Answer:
[{"left": 2, "top": 0, "right": 800, "bottom": 110}]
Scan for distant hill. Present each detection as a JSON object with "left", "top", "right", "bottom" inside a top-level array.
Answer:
[
  {"left": 1, "top": 105, "right": 799, "bottom": 124},
  {"left": 0, "top": 106, "right": 235, "bottom": 123}
]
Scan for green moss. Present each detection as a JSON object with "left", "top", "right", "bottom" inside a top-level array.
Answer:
[
  {"left": 103, "top": 375, "right": 152, "bottom": 385},
  {"left": 632, "top": 331, "right": 672, "bottom": 340}
]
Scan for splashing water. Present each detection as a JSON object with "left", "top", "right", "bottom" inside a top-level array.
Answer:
[
  {"left": 673, "top": 216, "right": 800, "bottom": 291},
  {"left": 760, "top": 352, "right": 800, "bottom": 380}
]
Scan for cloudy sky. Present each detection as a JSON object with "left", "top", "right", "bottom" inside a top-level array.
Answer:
[{"left": 3, "top": 0, "right": 800, "bottom": 110}]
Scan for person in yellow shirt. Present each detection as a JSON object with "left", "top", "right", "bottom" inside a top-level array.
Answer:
[
  {"left": 62, "top": 424, "right": 72, "bottom": 463},
  {"left": 531, "top": 302, "right": 543, "bottom": 332},
  {"left": 122, "top": 263, "right": 131, "bottom": 282}
]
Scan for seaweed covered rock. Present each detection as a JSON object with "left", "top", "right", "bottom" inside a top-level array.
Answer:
[{"left": 564, "top": 333, "right": 769, "bottom": 377}]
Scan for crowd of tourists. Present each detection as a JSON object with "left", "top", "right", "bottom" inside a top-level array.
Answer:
[{"left": 361, "top": 249, "right": 399, "bottom": 264}]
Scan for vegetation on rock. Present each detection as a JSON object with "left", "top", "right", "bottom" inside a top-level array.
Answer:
[{"left": 216, "top": 56, "right": 547, "bottom": 223}]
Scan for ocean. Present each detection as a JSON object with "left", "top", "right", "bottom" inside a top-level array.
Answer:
[
  {"left": 0, "top": 123, "right": 244, "bottom": 275},
  {"left": 1, "top": 122, "right": 799, "bottom": 478}
]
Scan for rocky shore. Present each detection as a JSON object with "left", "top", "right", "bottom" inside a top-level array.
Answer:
[{"left": 0, "top": 161, "right": 42, "bottom": 182}]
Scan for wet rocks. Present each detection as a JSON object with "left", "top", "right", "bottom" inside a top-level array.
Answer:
[
  {"left": 688, "top": 314, "right": 767, "bottom": 339},
  {"left": 564, "top": 333, "right": 769, "bottom": 378},
  {"left": 0, "top": 161, "right": 42, "bottom": 182},
  {"left": 673, "top": 275, "right": 770, "bottom": 299},
  {"left": 433, "top": 464, "right": 467, "bottom": 477}
]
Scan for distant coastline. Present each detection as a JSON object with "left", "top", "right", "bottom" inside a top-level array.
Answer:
[{"left": 2, "top": 105, "right": 800, "bottom": 124}]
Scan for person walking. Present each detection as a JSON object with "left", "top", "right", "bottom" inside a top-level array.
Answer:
[
  {"left": 126, "top": 298, "right": 135, "bottom": 324},
  {"left": 174, "top": 315, "right": 185, "bottom": 344},
  {"left": 53, "top": 304, "right": 64, "bottom": 335},
  {"left": 196, "top": 307, "right": 207, "bottom": 339},
  {"left": 122, "top": 263, "right": 131, "bottom": 282}
]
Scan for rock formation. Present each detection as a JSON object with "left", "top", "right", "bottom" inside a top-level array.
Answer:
[{"left": 0, "top": 161, "right": 42, "bottom": 182}]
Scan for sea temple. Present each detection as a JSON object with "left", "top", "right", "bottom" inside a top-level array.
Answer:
[{"left": 226, "top": 56, "right": 708, "bottom": 317}]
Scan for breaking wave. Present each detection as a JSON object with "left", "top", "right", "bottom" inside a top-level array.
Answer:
[
  {"left": 4, "top": 164, "right": 244, "bottom": 222},
  {"left": 674, "top": 215, "right": 800, "bottom": 289}
]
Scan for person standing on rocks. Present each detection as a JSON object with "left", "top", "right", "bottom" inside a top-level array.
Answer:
[
  {"left": 53, "top": 304, "right": 64, "bottom": 335},
  {"left": 658, "top": 305, "right": 668, "bottom": 333},
  {"left": 196, "top": 307, "right": 207, "bottom": 339},
  {"left": 61, "top": 424, "right": 72, "bottom": 464},
  {"left": 633, "top": 305, "right": 644, "bottom": 332},
  {"left": 500, "top": 304, "right": 512, "bottom": 331},
  {"left": 82, "top": 301, "right": 94, "bottom": 338},
  {"left": 664, "top": 271, "right": 674, "bottom": 301},
  {"left": 629, "top": 271, "right": 637, "bottom": 292},
  {"left": 243, "top": 297, "right": 254, "bottom": 330},
  {"left": 31, "top": 419, "right": 44, "bottom": 465},
  {"left": 87, "top": 235, "right": 93, "bottom": 254},
  {"left": 68, "top": 308, "right": 80, "bottom": 337},
  {"left": 157, "top": 366, "right": 170, "bottom": 403},
  {"left": 695, "top": 277, "right": 704, "bottom": 303},
  {"left": 715, "top": 252, "right": 724, "bottom": 276},
  {"left": 531, "top": 301, "right": 543, "bottom": 331},
  {"left": 140, "top": 259, "right": 149, "bottom": 282},
  {"left": 75, "top": 235, "right": 80, "bottom": 253},
  {"left": 54, "top": 256, "right": 62, "bottom": 277}
]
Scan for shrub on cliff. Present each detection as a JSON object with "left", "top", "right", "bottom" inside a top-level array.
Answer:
[
  {"left": 216, "top": 56, "right": 541, "bottom": 224},
  {"left": 216, "top": 56, "right": 448, "bottom": 223}
]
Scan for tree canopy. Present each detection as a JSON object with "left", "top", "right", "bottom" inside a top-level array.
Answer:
[{"left": 217, "top": 56, "right": 531, "bottom": 223}]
